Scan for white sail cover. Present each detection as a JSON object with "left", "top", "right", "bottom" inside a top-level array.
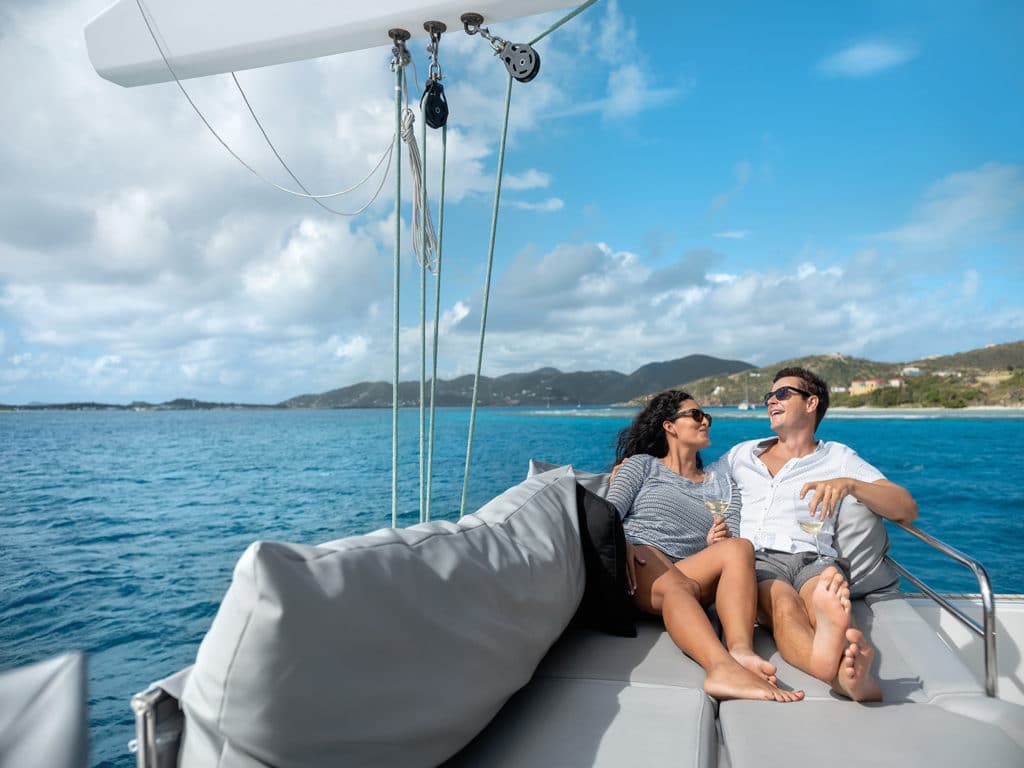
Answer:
[{"left": 85, "top": 0, "right": 574, "bottom": 87}]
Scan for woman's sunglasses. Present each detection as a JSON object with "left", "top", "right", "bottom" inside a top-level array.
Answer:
[
  {"left": 670, "top": 408, "right": 712, "bottom": 426},
  {"left": 762, "top": 385, "right": 812, "bottom": 406}
]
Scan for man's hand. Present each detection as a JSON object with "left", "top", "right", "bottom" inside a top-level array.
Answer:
[{"left": 800, "top": 478, "right": 858, "bottom": 521}]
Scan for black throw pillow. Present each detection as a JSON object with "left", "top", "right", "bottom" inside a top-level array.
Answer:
[{"left": 572, "top": 482, "right": 637, "bottom": 637}]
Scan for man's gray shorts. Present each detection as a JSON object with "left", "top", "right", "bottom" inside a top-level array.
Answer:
[{"left": 754, "top": 550, "right": 851, "bottom": 593}]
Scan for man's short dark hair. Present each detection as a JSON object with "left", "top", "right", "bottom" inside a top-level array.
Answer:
[{"left": 774, "top": 366, "right": 829, "bottom": 429}]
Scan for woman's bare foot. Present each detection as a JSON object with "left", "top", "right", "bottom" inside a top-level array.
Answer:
[
  {"left": 704, "top": 660, "right": 804, "bottom": 702},
  {"left": 832, "top": 628, "right": 882, "bottom": 702},
  {"left": 808, "top": 567, "right": 851, "bottom": 681},
  {"left": 729, "top": 648, "right": 778, "bottom": 685}
]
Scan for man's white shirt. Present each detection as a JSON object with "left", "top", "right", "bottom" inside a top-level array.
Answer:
[{"left": 724, "top": 438, "right": 884, "bottom": 556}]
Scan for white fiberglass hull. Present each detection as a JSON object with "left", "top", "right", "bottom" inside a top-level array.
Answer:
[{"left": 85, "top": 0, "right": 574, "bottom": 87}]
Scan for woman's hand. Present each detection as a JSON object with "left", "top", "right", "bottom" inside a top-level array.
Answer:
[
  {"left": 625, "top": 541, "right": 645, "bottom": 596},
  {"left": 706, "top": 516, "right": 730, "bottom": 546}
]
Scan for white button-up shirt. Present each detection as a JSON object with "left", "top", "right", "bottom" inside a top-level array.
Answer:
[{"left": 724, "top": 438, "right": 885, "bottom": 555}]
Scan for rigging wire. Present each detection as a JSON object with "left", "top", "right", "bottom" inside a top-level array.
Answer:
[
  {"left": 424, "top": 124, "right": 447, "bottom": 522},
  {"left": 459, "top": 0, "right": 603, "bottom": 516},
  {"left": 460, "top": 72, "right": 513, "bottom": 518},
  {"left": 134, "top": 0, "right": 394, "bottom": 214},
  {"left": 390, "top": 39, "right": 407, "bottom": 528}
]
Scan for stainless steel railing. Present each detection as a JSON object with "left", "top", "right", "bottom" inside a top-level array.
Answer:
[
  {"left": 885, "top": 521, "right": 998, "bottom": 697},
  {"left": 128, "top": 684, "right": 183, "bottom": 768}
]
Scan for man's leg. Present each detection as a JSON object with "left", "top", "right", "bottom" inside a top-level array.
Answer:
[
  {"left": 797, "top": 567, "right": 852, "bottom": 682},
  {"left": 835, "top": 628, "right": 883, "bottom": 702},
  {"left": 757, "top": 564, "right": 850, "bottom": 683}
]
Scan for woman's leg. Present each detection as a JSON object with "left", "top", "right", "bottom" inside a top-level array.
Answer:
[
  {"left": 672, "top": 539, "right": 777, "bottom": 683},
  {"left": 632, "top": 544, "right": 802, "bottom": 702}
]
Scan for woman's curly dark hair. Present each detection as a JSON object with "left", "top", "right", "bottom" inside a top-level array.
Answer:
[{"left": 614, "top": 389, "right": 703, "bottom": 469}]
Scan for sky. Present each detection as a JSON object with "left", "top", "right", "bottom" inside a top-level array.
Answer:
[{"left": 1, "top": 0, "right": 1022, "bottom": 405}]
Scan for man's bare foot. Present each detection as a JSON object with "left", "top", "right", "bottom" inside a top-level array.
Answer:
[
  {"left": 704, "top": 660, "right": 804, "bottom": 702},
  {"left": 729, "top": 648, "right": 778, "bottom": 685},
  {"left": 832, "top": 628, "right": 882, "bottom": 702},
  {"left": 808, "top": 567, "right": 851, "bottom": 681}
]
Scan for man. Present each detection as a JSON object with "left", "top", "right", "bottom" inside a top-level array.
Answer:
[{"left": 724, "top": 367, "right": 918, "bottom": 701}]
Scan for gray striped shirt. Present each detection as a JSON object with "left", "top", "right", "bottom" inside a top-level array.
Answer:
[{"left": 607, "top": 454, "right": 741, "bottom": 561}]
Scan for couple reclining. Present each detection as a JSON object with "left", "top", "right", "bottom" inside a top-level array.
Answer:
[{"left": 606, "top": 366, "right": 918, "bottom": 703}]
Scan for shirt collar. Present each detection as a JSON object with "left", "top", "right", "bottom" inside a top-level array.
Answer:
[{"left": 752, "top": 437, "right": 823, "bottom": 459}]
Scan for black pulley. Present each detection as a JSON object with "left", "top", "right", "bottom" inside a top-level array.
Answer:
[
  {"left": 498, "top": 41, "right": 541, "bottom": 83},
  {"left": 421, "top": 79, "right": 449, "bottom": 129}
]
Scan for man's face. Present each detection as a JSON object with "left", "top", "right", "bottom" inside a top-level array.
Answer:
[{"left": 765, "top": 376, "right": 817, "bottom": 433}]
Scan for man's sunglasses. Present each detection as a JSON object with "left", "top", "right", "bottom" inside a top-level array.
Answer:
[
  {"left": 670, "top": 408, "right": 712, "bottom": 426},
  {"left": 762, "top": 385, "right": 812, "bottom": 406}
]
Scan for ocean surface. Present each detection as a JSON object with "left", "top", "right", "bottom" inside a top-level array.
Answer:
[{"left": 3, "top": 406, "right": 1023, "bottom": 766}]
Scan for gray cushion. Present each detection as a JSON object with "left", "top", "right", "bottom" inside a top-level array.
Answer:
[
  {"left": 834, "top": 497, "right": 900, "bottom": 597},
  {"left": 528, "top": 459, "right": 611, "bottom": 498},
  {"left": 448, "top": 677, "right": 716, "bottom": 768},
  {"left": 179, "top": 471, "right": 585, "bottom": 768},
  {"left": 0, "top": 653, "right": 88, "bottom": 768},
  {"left": 753, "top": 597, "right": 985, "bottom": 703},
  {"left": 535, "top": 620, "right": 707, "bottom": 690},
  {"left": 720, "top": 698, "right": 1024, "bottom": 768}
]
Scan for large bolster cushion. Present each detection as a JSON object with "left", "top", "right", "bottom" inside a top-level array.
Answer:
[{"left": 179, "top": 471, "right": 585, "bottom": 768}]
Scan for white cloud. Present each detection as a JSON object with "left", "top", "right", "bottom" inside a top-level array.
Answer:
[
  {"left": 505, "top": 197, "right": 564, "bottom": 212},
  {"left": 879, "top": 163, "right": 1024, "bottom": 249},
  {"left": 503, "top": 169, "right": 550, "bottom": 190},
  {"left": 819, "top": 41, "right": 918, "bottom": 78},
  {"left": 713, "top": 231, "right": 749, "bottom": 240}
]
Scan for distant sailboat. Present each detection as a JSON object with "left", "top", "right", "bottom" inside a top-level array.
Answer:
[{"left": 738, "top": 377, "right": 753, "bottom": 410}]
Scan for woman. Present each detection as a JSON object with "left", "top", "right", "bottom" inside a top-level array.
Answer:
[{"left": 607, "top": 390, "right": 803, "bottom": 702}]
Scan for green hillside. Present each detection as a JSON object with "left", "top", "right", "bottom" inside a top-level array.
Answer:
[{"left": 675, "top": 340, "right": 1024, "bottom": 408}]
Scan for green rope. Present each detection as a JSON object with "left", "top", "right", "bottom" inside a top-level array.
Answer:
[
  {"left": 425, "top": 124, "right": 447, "bottom": 523},
  {"left": 530, "top": 0, "right": 601, "bottom": 45},
  {"left": 391, "top": 62, "right": 403, "bottom": 529},
  {"left": 419, "top": 112, "right": 428, "bottom": 523},
  {"left": 457, "top": 0, "right": 602, "bottom": 517},
  {"left": 460, "top": 73, "right": 513, "bottom": 518}
]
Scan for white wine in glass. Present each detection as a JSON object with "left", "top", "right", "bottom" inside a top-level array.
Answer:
[
  {"left": 704, "top": 500, "right": 729, "bottom": 520},
  {"left": 703, "top": 471, "right": 731, "bottom": 523},
  {"left": 797, "top": 488, "right": 831, "bottom": 563},
  {"left": 798, "top": 518, "right": 824, "bottom": 535}
]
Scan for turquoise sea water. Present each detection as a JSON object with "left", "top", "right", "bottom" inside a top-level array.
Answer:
[{"left": 3, "top": 406, "right": 1023, "bottom": 766}]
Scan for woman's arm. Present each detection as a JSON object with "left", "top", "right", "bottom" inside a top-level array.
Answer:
[{"left": 606, "top": 455, "right": 648, "bottom": 520}]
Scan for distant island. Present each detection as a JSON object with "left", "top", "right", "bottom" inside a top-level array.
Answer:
[
  {"left": 678, "top": 340, "right": 1024, "bottom": 409},
  {"left": 3, "top": 341, "right": 1022, "bottom": 411}
]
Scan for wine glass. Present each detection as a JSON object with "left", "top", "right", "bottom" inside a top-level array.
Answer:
[
  {"left": 702, "top": 470, "right": 732, "bottom": 524},
  {"left": 796, "top": 487, "right": 833, "bottom": 564}
]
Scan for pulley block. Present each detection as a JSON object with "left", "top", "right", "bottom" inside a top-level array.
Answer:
[
  {"left": 421, "top": 79, "right": 449, "bottom": 129},
  {"left": 498, "top": 41, "right": 541, "bottom": 83}
]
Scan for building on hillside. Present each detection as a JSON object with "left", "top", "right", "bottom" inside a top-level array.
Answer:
[
  {"left": 850, "top": 379, "right": 886, "bottom": 396},
  {"left": 934, "top": 370, "right": 962, "bottom": 378},
  {"left": 901, "top": 366, "right": 922, "bottom": 377},
  {"left": 830, "top": 386, "right": 848, "bottom": 394},
  {"left": 888, "top": 378, "right": 904, "bottom": 388}
]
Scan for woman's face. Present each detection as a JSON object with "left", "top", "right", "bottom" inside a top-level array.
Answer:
[{"left": 664, "top": 398, "right": 712, "bottom": 449}]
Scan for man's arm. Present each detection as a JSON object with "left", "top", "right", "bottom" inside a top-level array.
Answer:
[
  {"left": 852, "top": 478, "right": 918, "bottom": 523},
  {"left": 801, "top": 477, "right": 918, "bottom": 523}
]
